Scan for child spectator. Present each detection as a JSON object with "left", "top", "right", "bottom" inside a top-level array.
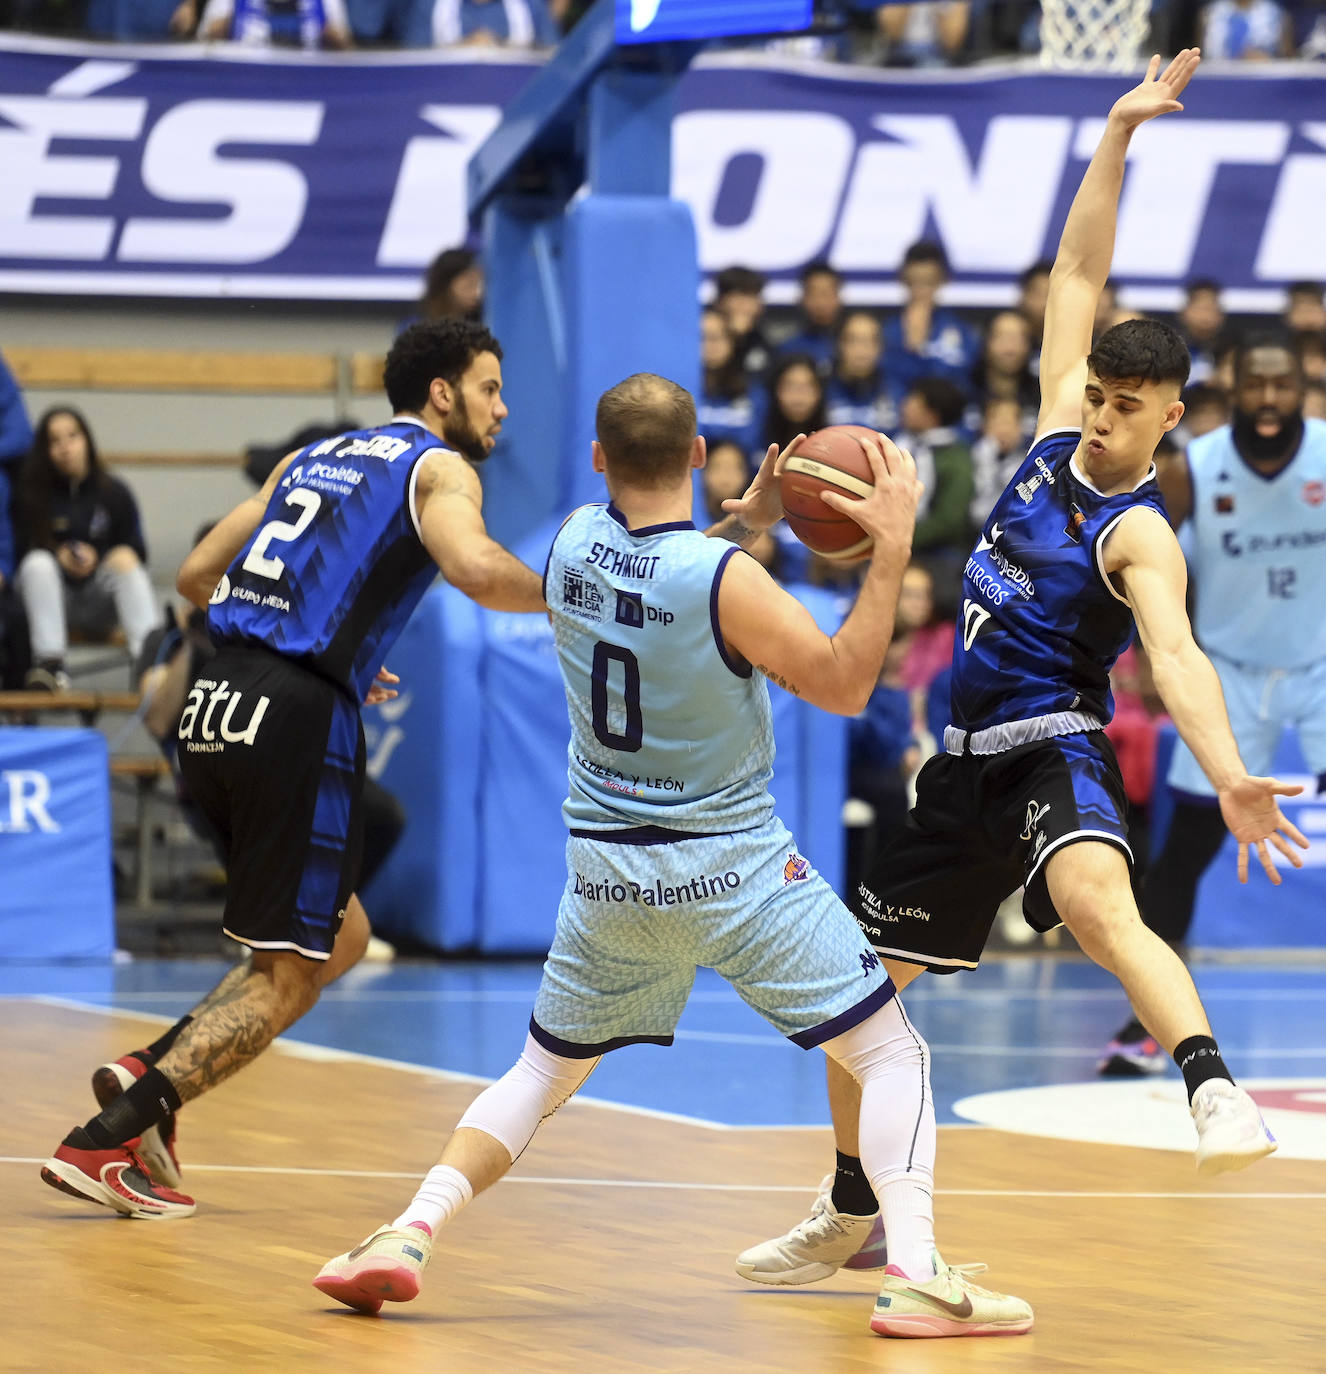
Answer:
[
  {"left": 825, "top": 311, "right": 897, "bottom": 433},
  {"left": 778, "top": 262, "right": 844, "bottom": 373},
  {"left": 1176, "top": 279, "right": 1226, "bottom": 384},
  {"left": 713, "top": 265, "right": 773, "bottom": 380},
  {"left": 883, "top": 240, "right": 977, "bottom": 397},
  {"left": 967, "top": 309, "right": 1039, "bottom": 437},
  {"left": 699, "top": 309, "right": 765, "bottom": 460},
  {"left": 969, "top": 395, "right": 1030, "bottom": 530},
  {"left": 14, "top": 408, "right": 159, "bottom": 690},
  {"left": 897, "top": 376, "right": 975, "bottom": 577}
]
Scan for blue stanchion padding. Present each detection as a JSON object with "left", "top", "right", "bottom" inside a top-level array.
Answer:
[
  {"left": 1152, "top": 722, "right": 1326, "bottom": 949},
  {"left": 363, "top": 577, "right": 847, "bottom": 954},
  {"left": 362, "top": 584, "right": 484, "bottom": 951},
  {"left": 562, "top": 195, "right": 700, "bottom": 513},
  {"left": 0, "top": 727, "right": 113, "bottom": 960}
]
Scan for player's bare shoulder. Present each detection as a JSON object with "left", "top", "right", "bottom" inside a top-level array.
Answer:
[
  {"left": 1101, "top": 502, "right": 1180, "bottom": 576},
  {"left": 413, "top": 446, "right": 483, "bottom": 514}
]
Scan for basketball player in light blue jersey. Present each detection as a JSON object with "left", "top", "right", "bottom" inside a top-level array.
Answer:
[
  {"left": 744, "top": 49, "right": 1311, "bottom": 1301},
  {"left": 315, "top": 374, "right": 1035, "bottom": 1337},
  {"left": 1101, "top": 334, "right": 1326, "bottom": 1074}
]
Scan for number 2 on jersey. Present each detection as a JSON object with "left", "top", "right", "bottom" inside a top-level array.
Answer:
[
  {"left": 243, "top": 488, "right": 322, "bottom": 581},
  {"left": 591, "top": 642, "right": 643, "bottom": 752}
]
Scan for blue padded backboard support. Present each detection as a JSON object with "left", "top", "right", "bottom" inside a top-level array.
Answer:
[{"left": 468, "top": 0, "right": 703, "bottom": 548}]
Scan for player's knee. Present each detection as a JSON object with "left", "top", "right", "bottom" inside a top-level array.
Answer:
[
  {"left": 822, "top": 998, "right": 929, "bottom": 1085},
  {"left": 103, "top": 544, "right": 142, "bottom": 574},
  {"left": 1059, "top": 893, "right": 1140, "bottom": 966}
]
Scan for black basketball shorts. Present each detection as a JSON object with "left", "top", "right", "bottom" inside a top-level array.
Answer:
[
  {"left": 176, "top": 645, "right": 364, "bottom": 961},
  {"left": 851, "top": 730, "right": 1133, "bottom": 973}
]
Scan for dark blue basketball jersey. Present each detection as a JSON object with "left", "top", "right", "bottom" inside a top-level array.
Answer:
[
  {"left": 951, "top": 428, "right": 1168, "bottom": 736},
  {"left": 207, "top": 418, "right": 440, "bottom": 700}
]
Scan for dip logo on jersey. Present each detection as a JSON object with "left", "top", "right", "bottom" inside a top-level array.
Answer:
[
  {"left": 562, "top": 568, "right": 605, "bottom": 622},
  {"left": 615, "top": 589, "right": 676, "bottom": 629},
  {"left": 784, "top": 853, "right": 810, "bottom": 883},
  {"left": 178, "top": 678, "right": 271, "bottom": 752},
  {"left": 1020, "top": 799, "right": 1052, "bottom": 860},
  {"left": 1303, "top": 480, "right": 1326, "bottom": 508}
]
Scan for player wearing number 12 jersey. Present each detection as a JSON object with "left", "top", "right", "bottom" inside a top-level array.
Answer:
[{"left": 41, "top": 319, "right": 545, "bottom": 1221}]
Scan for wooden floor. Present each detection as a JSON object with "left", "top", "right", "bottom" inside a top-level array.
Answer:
[{"left": 7, "top": 1001, "right": 1325, "bottom": 1374}]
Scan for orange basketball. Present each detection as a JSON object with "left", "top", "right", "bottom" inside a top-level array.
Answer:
[{"left": 778, "top": 425, "right": 879, "bottom": 561}]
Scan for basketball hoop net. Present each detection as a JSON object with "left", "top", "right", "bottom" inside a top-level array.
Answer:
[{"left": 1038, "top": 0, "right": 1150, "bottom": 70}]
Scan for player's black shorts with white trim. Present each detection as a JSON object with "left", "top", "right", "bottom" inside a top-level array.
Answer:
[
  {"left": 176, "top": 645, "right": 364, "bottom": 962},
  {"left": 852, "top": 730, "right": 1132, "bottom": 973}
]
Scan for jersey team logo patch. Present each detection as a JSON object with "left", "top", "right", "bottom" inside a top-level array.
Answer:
[
  {"left": 784, "top": 854, "right": 810, "bottom": 883},
  {"left": 1303, "top": 481, "right": 1325, "bottom": 508}
]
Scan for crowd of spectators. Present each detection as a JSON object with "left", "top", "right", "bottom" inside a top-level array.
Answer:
[
  {"left": 3, "top": 0, "right": 1325, "bottom": 61},
  {"left": 698, "top": 251, "right": 1326, "bottom": 871}
]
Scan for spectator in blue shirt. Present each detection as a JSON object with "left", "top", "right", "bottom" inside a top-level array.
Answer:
[
  {"left": 431, "top": 0, "right": 558, "bottom": 46},
  {"left": 713, "top": 266, "right": 773, "bottom": 381},
  {"left": 964, "top": 308, "right": 1039, "bottom": 438},
  {"left": 699, "top": 308, "right": 766, "bottom": 462},
  {"left": 778, "top": 261, "right": 844, "bottom": 374},
  {"left": 1175, "top": 279, "right": 1226, "bottom": 385},
  {"left": 85, "top": 0, "right": 196, "bottom": 38},
  {"left": 883, "top": 239, "right": 977, "bottom": 397},
  {"left": 824, "top": 310, "right": 898, "bottom": 433},
  {"left": 1017, "top": 257, "right": 1052, "bottom": 377}
]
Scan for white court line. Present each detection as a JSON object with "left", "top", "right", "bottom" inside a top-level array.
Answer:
[
  {"left": 14, "top": 995, "right": 1326, "bottom": 1061},
  {"left": 8, "top": 1157, "right": 1324, "bottom": 1199}
]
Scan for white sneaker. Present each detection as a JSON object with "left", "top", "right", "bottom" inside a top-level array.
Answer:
[
  {"left": 871, "top": 1251, "right": 1033, "bottom": 1338},
  {"left": 1191, "top": 1080, "right": 1277, "bottom": 1176},
  {"left": 735, "top": 1175, "right": 887, "bottom": 1285},
  {"left": 313, "top": 1223, "right": 433, "bottom": 1314}
]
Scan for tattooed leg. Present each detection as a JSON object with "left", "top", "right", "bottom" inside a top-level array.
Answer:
[{"left": 156, "top": 951, "right": 323, "bottom": 1106}]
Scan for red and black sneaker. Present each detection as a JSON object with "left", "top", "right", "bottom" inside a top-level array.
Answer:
[
  {"left": 41, "top": 1129, "right": 196, "bottom": 1219},
  {"left": 92, "top": 1053, "right": 182, "bottom": 1188}
]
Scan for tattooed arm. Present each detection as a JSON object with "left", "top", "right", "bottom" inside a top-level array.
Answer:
[
  {"left": 416, "top": 451, "right": 545, "bottom": 613},
  {"left": 704, "top": 439, "right": 797, "bottom": 548}
]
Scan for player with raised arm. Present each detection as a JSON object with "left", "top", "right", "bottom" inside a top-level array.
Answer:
[
  {"left": 737, "top": 49, "right": 1309, "bottom": 1301},
  {"left": 313, "top": 373, "right": 1033, "bottom": 1338},
  {"left": 41, "top": 319, "right": 545, "bottom": 1221}
]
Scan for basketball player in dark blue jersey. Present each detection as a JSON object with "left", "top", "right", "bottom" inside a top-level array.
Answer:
[
  {"left": 41, "top": 319, "right": 546, "bottom": 1220},
  {"left": 739, "top": 50, "right": 1312, "bottom": 1296}
]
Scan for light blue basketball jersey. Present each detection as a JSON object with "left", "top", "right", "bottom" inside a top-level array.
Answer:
[
  {"left": 545, "top": 503, "right": 773, "bottom": 835},
  {"left": 1187, "top": 418, "right": 1326, "bottom": 670}
]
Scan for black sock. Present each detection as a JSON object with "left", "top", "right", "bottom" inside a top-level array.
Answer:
[
  {"left": 144, "top": 1015, "right": 193, "bottom": 1062},
  {"left": 83, "top": 1067, "right": 182, "bottom": 1148},
  {"left": 830, "top": 1151, "right": 878, "bottom": 1216},
  {"left": 1174, "top": 1035, "right": 1233, "bottom": 1103}
]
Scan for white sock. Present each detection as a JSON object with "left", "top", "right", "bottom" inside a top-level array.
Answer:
[
  {"left": 392, "top": 1164, "right": 473, "bottom": 1235},
  {"left": 822, "top": 998, "right": 938, "bottom": 1281}
]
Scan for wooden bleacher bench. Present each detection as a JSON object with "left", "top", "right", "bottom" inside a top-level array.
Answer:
[
  {"left": 0, "top": 689, "right": 143, "bottom": 719},
  {"left": 8, "top": 344, "right": 388, "bottom": 468}
]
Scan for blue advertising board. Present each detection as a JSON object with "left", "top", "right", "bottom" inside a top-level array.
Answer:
[{"left": 0, "top": 36, "right": 1321, "bottom": 309}]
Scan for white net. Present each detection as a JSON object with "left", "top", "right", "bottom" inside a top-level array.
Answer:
[{"left": 1039, "top": 0, "right": 1152, "bottom": 70}]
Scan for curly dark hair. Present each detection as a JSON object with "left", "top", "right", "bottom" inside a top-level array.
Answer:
[
  {"left": 1087, "top": 318, "right": 1190, "bottom": 391},
  {"left": 383, "top": 318, "right": 503, "bottom": 414}
]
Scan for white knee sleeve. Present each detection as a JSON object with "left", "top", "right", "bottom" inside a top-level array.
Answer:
[{"left": 456, "top": 1033, "right": 599, "bottom": 1161}]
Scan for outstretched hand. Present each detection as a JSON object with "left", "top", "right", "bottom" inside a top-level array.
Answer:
[
  {"left": 1218, "top": 774, "right": 1309, "bottom": 885},
  {"left": 364, "top": 666, "right": 400, "bottom": 707},
  {"left": 720, "top": 436, "right": 804, "bottom": 533},
  {"left": 1109, "top": 48, "right": 1201, "bottom": 131}
]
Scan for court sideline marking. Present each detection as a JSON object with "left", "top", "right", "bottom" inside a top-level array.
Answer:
[{"left": 3, "top": 1155, "right": 1322, "bottom": 1199}]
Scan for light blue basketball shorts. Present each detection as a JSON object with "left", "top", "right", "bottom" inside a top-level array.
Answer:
[
  {"left": 530, "top": 818, "right": 895, "bottom": 1058},
  {"left": 1168, "top": 652, "right": 1326, "bottom": 797}
]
